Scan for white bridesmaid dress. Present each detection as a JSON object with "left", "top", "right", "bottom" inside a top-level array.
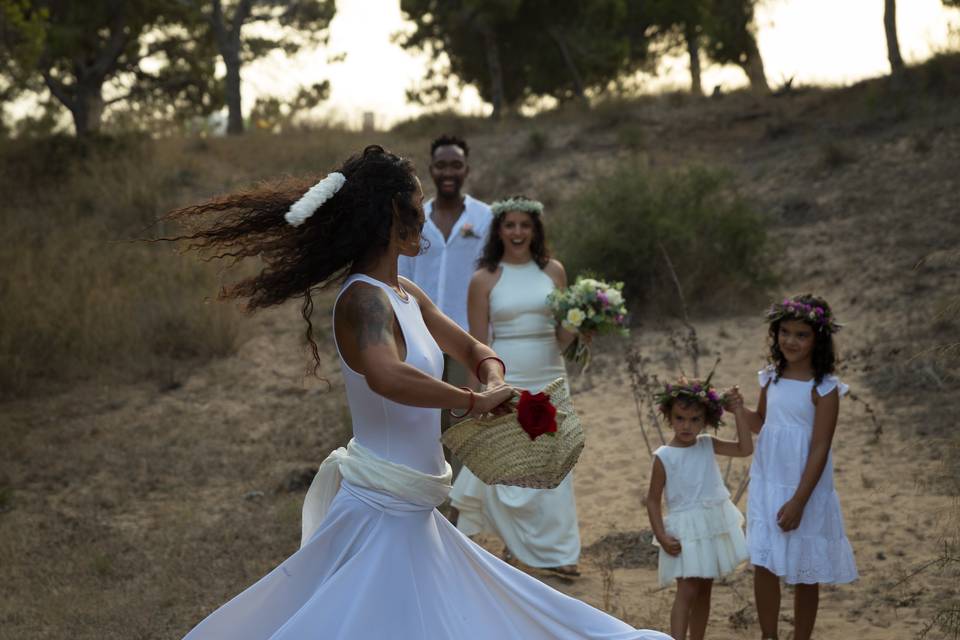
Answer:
[
  {"left": 450, "top": 261, "right": 581, "bottom": 569},
  {"left": 746, "top": 365, "right": 858, "bottom": 585},
  {"left": 181, "top": 273, "right": 670, "bottom": 639}
]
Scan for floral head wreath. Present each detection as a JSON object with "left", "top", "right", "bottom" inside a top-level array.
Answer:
[
  {"left": 765, "top": 297, "right": 841, "bottom": 334},
  {"left": 490, "top": 196, "right": 544, "bottom": 217},
  {"left": 656, "top": 373, "right": 725, "bottom": 427}
]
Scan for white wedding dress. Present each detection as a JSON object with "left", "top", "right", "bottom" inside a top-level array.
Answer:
[
  {"left": 451, "top": 261, "right": 581, "bottom": 568},
  {"left": 181, "top": 273, "right": 669, "bottom": 639}
]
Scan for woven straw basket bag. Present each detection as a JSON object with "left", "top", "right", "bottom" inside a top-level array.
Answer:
[{"left": 441, "top": 378, "right": 585, "bottom": 489}]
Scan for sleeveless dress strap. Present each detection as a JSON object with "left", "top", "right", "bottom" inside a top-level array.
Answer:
[
  {"left": 335, "top": 273, "right": 411, "bottom": 307},
  {"left": 758, "top": 365, "right": 776, "bottom": 388},
  {"left": 815, "top": 375, "right": 849, "bottom": 397}
]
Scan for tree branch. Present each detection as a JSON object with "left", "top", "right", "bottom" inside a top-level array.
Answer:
[
  {"left": 41, "top": 69, "right": 74, "bottom": 111},
  {"left": 87, "top": 14, "right": 135, "bottom": 82},
  {"left": 231, "top": 0, "right": 254, "bottom": 36}
]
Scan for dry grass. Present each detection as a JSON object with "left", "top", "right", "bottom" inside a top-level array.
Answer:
[{"left": 0, "top": 128, "right": 429, "bottom": 398}]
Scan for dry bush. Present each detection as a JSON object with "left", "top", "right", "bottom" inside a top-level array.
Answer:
[
  {"left": 0, "top": 126, "right": 438, "bottom": 397},
  {"left": 0, "top": 135, "right": 239, "bottom": 396}
]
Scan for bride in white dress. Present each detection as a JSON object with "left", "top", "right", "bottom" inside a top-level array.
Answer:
[
  {"left": 168, "top": 147, "right": 670, "bottom": 639},
  {"left": 450, "top": 196, "right": 582, "bottom": 576}
]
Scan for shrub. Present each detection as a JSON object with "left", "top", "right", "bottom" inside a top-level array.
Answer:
[
  {"left": 526, "top": 129, "right": 549, "bottom": 155},
  {"left": 552, "top": 163, "right": 775, "bottom": 315}
]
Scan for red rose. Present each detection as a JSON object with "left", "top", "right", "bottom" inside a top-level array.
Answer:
[{"left": 516, "top": 390, "right": 558, "bottom": 440}]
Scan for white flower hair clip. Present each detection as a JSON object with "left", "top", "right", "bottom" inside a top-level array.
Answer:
[
  {"left": 284, "top": 172, "right": 347, "bottom": 227},
  {"left": 490, "top": 196, "right": 544, "bottom": 217}
]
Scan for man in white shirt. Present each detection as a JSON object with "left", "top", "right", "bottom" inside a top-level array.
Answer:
[
  {"left": 399, "top": 135, "right": 492, "bottom": 480},
  {"left": 399, "top": 134, "right": 492, "bottom": 330}
]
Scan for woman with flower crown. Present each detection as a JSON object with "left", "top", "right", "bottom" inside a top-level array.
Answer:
[
  {"left": 449, "top": 195, "right": 584, "bottom": 577},
  {"left": 727, "top": 294, "right": 857, "bottom": 640},
  {"left": 167, "top": 147, "right": 670, "bottom": 640}
]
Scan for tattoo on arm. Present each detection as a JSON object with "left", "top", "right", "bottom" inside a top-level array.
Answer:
[{"left": 345, "top": 286, "right": 396, "bottom": 351}]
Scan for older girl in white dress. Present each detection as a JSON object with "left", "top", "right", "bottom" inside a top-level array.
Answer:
[
  {"left": 168, "top": 148, "right": 670, "bottom": 639},
  {"left": 450, "top": 196, "right": 582, "bottom": 576},
  {"left": 730, "top": 295, "right": 857, "bottom": 640}
]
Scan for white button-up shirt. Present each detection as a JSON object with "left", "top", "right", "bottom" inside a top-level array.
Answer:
[{"left": 399, "top": 195, "right": 492, "bottom": 330}]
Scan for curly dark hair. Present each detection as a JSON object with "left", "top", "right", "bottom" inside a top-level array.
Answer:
[
  {"left": 659, "top": 396, "right": 722, "bottom": 429},
  {"left": 161, "top": 144, "right": 421, "bottom": 370},
  {"left": 430, "top": 133, "right": 469, "bottom": 158},
  {"left": 768, "top": 293, "right": 838, "bottom": 385},
  {"left": 657, "top": 378, "right": 724, "bottom": 428},
  {"left": 477, "top": 195, "right": 550, "bottom": 272}
]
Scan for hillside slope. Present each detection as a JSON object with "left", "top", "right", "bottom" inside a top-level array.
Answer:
[{"left": 1, "top": 58, "right": 957, "bottom": 638}]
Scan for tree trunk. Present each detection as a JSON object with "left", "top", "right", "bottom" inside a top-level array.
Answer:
[
  {"left": 478, "top": 23, "right": 505, "bottom": 120},
  {"left": 685, "top": 23, "right": 703, "bottom": 96},
  {"left": 210, "top": 0, "right": 250, "bottom": 135},
  {"left": 43, "top": 72, "right": 104, "bottom": 138},
  {"left": 547, "top": 27, "right": 588, "bottom": 103},
  {"left": 71, "top": 86, "right": 105, "bottom": 137},
  {"left": 223, "top": 47, "right": 243, "bottom": 134},
  {"left": 884, "top": 0, "right": 905, "bottom": 78},
  {"left": 739, "top": 33, "right": 769, "bottom": 94}
]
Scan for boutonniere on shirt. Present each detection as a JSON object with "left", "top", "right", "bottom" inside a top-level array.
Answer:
[{"left": 460, "top": 223, "right": 479, "bottom": 239}]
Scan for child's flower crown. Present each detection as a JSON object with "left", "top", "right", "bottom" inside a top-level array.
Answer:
[
  {"left": 656, "top": 376, "right": 725, "bottom": 427},
  {"left": 765, "top": 296, "right": 841, "bottom": 334},
  {"left": 491, "top": 196, "right": 544, "bottom": 217}
]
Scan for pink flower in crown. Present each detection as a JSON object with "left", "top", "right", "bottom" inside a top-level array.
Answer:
[
  {"left": 597, "top": 290, "right": 610, "bottom": 308},
  {"left": 460, "top": 223, "right": 479, "bottom": 239}
]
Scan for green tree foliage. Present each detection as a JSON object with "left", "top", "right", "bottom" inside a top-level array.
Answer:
[
  {"left": 249, "top": 80, "right": 330, "bottom": 131},
  {"left": 193, "top": 0, "right": 335, "bottom": 134},
  {"left": 0, "top": 0, "right": 46, "bottom": 93},
  {"left": 0, "top": 0, "right": 221, "bottom": 137},
  {"left": 642, "top": 0, "right": 706, "bottom": 94},
  {"left": 399, "top": 0, "right": 652, "bottom": 117},
  {"left": 699, "top": 0, "right": 768, "bottom": 92},
  {"left": 628, "top": 0, "right": 771, "bottom": 94}
]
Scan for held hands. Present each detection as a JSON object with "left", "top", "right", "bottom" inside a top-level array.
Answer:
[
  {"left": 658, "top": 535, "right": 682, "bottom": 557},
  {"left": 723, "top": 385, "right": 745, "bottom": 413},
  {"left": 776, "top": 497, "right": 806, "bottom": 531}
]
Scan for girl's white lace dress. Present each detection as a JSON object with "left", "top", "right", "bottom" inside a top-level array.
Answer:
[
  {"left": 746, "top": 365, "right": 858, "bottom": 585},
  {"left": 180, "top": 273, "right": 670, "bottom": 640},
  {"left": 450, "top": 261, "right": 581, "bottom": 569},
  {"left": 653, "top": 435, "right": 749, "bottom": 587}
]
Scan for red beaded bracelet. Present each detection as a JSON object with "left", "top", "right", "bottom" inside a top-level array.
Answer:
[
  {"left": 449, "top": 387, "right": 475, "bottom": 419},
  {"left": 475, "top": 356, "right": 506, "bottom": 383}
]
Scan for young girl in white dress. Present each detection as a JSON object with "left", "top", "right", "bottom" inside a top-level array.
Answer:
[
  {"left": 730, "top": 294, "right": 857, "bottom": 640},
  {"left": 450, "top": 195, "right": 583, "bottom": 576},
  {"left": 646, "top": 377, "right": 752, "bottom": 640},
  {"left": 167, "top": 147, "right": 671, "bottom": 639}
]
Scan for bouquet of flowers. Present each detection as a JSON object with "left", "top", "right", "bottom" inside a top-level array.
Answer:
[{"left": 547, "top": 276, "right": 630, "bottom": 369}]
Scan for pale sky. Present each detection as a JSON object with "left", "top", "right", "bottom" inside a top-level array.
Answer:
[{"left": 242, "top": 0, "right": 958, "bottom": 129}]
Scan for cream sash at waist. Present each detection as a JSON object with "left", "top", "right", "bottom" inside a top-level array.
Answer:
[{"left": 300, "top": 438, "right": 453, "bottom": 548}]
